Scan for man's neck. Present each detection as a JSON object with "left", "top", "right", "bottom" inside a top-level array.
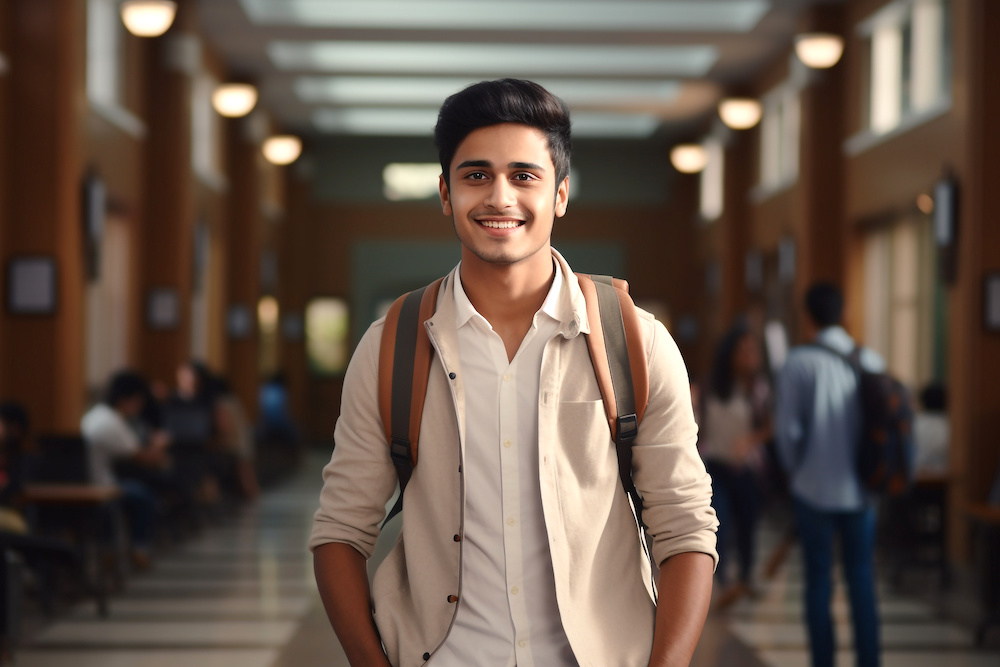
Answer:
[{"left": 459, "top": 249, "right": 555, "bottom": 329}]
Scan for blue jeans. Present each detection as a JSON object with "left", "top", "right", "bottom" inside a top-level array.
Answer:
[
  {"left": 707, "top": 460, "right": 760, "bottom": 584},
  {"left": 793, "top": 497, "right": 880, "bottom": 667}
]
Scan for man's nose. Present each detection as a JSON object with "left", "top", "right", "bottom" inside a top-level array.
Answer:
[{"left": 483, "top": 177, "right": 515, "bottom": 209}]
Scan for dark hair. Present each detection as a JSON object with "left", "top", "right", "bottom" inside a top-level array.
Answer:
[
  {"left": 919, "top": 383, "right": 948, "bottom": 412},
  {"left": 805, "top": 282, "right": 844, "bottom": 328},
  {"left": 434, "top": 79, "right": 572, "bottom": 188},
  {"left": 708, "top": 322, "right": 752, "bottom": 402},
  {"left": 105, "top": 371, "right": 150, "bottom": 407},
  {"left": 0, "top": 401, "right": 29, "bottom": 433}
]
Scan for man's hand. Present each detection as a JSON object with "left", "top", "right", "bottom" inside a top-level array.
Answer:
[
  {"left": 648, "top": 551, "right": 715, "bottom": 667},
  {"left": 314, "top": 542, "right": 392, "bottom": 667}
]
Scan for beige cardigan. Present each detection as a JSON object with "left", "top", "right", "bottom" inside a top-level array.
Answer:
[{"left": 310, "top": 253, "right": 718, "bottom": 667}]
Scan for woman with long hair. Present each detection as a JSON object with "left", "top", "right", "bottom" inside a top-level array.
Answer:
[{"left": 700, "top": 321, "right": 771, "bottom": 607}]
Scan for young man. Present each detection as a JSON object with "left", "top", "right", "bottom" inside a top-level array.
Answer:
[
  {"left": 81, "top": 371, "right": 170, "bottom": 567},
  {"left": 311, "top": 79, "right": 717, "bottom": 667},
  {"left": 774, "top": 283, "right": 883, "bottom": 667}
]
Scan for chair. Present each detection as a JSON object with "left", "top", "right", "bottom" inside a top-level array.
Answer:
[
  {"left": 23, "top": 433, "right": 115, "bottom": 617},
  {"left": 31, "top": 434, "right": 90, "bottom": 484}
]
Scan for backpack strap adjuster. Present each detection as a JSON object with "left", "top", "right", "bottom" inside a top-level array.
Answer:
[{"left": 617, "top": 413, "right": 639, "bottom": 443}]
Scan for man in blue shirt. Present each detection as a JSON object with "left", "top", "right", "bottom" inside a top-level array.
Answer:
[{"left": 774, "top": 282, "right": 883, "bottom": 667}]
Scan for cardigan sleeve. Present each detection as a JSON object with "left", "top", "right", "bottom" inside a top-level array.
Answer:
[
  {"left": 629, "top": 314, "right": 719, "bottom": 569},
  {"left": 309, "top": 321, "right": 399, "bottom": 559}
]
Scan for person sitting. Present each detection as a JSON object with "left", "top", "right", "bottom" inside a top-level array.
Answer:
[
  {"left": 912, "top": 382, "right": 949, "bottom": 477},
  {"left": 81, "top": 371, "right": 169, "bottom": 569},
  {"left": 0, "top": 402, "right": 31, "bottom": 534}
]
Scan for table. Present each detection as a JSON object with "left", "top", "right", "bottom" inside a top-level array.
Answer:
[
  {"left": 966, "top": 502, "right": 1000, "bottom": 645},
  {"left": 20, "top": 484, "right": 123, "bottom": 617}
]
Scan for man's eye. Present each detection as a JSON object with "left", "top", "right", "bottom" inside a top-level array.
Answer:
[
  {"left": 466, "top": 172, "right": 488, "bottom": 180},
  {"left": 513, "top": 173, "right": 536, "bottom": 182}
]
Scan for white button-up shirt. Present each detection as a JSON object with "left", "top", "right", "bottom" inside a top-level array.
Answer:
[{"left": 431, "top": 263, "right": 577, "bottom": 666}]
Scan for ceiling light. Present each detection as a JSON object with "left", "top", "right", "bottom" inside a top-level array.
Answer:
[
  {"left": 294, "top": 76, "right": 682, "bottom": 108},
  {"left": 312, "top": 108, "right": 660, "bottom": 138},
  {"left": 212, "top": 83, "right": 258, "bottom": 118},
  {"left": 670, "top": 144, "right": 709, "bottom": 174},
  {"left": 794, "top": 33, "right": 845, "bottom": 69},
  {"left": 242, "top": 0, "right": 771, "bottom": 33},
  {"left": 383, "top": 163, "right": 442, "bottom": 201},
  {"left": 120, "top": 0, "right": 177, "bottom": 37},
  {"left": 718, "top": 98, "right": 762, "bottom": 130},
  {"left": 262, "top": 135, "right": 302, "bottom": 165},
  {"left": 270, "top": 41, "right": 718, "bottom": 78}
]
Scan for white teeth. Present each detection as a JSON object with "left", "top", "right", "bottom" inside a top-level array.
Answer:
[{"left": 479, "top": 220, "right": 521, "bottom": 229}]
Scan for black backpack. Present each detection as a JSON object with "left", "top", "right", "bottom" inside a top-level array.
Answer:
[{"left": 813, "top": 344, "right": 915, "bottom": 497}]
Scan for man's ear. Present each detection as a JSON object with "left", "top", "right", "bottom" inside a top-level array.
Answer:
[
  {"left": 439, "top": 174, "right": 452, "bottom": 216},
  {"left": 554, "top": 176, "right": 570, "bottom": 218}
]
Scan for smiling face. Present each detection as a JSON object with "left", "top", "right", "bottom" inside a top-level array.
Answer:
[{"left": 440, "top": 123, "right": 569, "bottom": 272}]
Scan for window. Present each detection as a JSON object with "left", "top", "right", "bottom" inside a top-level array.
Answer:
[
  {"left": 306, "top": 298, "right": 350, "bottom": 375},
  {"left": 258, "top": 296, "right": 281, "bottom": 376},
  {"left": 86, "top": 214, "right": 131, "bottom": 393},
  {"left": 861, "top": 0, "right": 951, "bottom": 136},
  {"left": 757, "top": 85, "right": 800, "bottom": 193},
  {"left": 699, "top": 138, "right": 724, "bottom": 222},
  {"left": 190, "top": 223, "right": 211, "bottom": 360},
  {"left": 863, "top": 217, "right": 938, "bottom": 390},
  {"left": 192, "top": 72, "right": 224, "bottom": 188},
  {"left": 86, "top": 0, "right": 124, "bottom": 107}
]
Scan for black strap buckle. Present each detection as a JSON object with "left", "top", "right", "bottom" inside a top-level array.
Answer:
[
  {"left": 617, "top": 413, "right": 638, "bottom": 443},
  {"left": 390, "top": 437, "right": 412, "bottom": 464}
]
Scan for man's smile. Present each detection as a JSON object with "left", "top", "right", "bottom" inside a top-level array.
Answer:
[{"left": 476, "top": 218, "right": 525, "bottom": 230}]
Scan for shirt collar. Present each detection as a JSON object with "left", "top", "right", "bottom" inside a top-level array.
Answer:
[
  {"left": 815, "top": 325, "right": 854, "bottom": 350},
  {"left": 452, "top": 252, "right": 572, "bottom": 331}
]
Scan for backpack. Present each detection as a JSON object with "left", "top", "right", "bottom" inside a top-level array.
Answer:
[
  {"left": 377, "top": 273, "right": 649, "bottom": 528},
  {"left": 812, "top": 344, "right": 915, "bottom": 497}
]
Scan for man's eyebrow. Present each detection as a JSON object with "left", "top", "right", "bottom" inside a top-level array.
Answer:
[
  {"left": 454, "top": 160, "right": 546, "bottom": 171},
  {"left": 455, "top": 160, "right": 492, "bottom": 169}
]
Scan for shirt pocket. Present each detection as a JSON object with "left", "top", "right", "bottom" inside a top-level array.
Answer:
[{"left": 556, "top": 400, "right": 616, "bottom": 489}]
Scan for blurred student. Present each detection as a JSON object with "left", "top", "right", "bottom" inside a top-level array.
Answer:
[
  {"left": 81, "top": 371, "right": 170, "bottom": 568},
  {"left": 213, "top": 377, "right": 259, "bottom": 499},
  {"left": 775, "top": 282, "right": 884, "bottom": 667},
  {"left": 163, "top": 361, "right": 217, "bottom": 501},
  {"left": 258, "top": 372, "right": 299, "bottom": 446},
  {"left": 699, "top": 321, "right": 771, "bottom": 607},
  {"left": 912, "top": 383, "right": 949, "bottom": 477},
  {"left": 0, "top": 402, "right": 31, "bottom": 534}
]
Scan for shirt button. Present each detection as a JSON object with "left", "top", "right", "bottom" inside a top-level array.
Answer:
[
  {"left": 511, "top": 586, "right": 519, "bottom": 595},
  {"left": 503, "top": 439, "right": 512, "bottom": 448},
  {"left": 502, "top": 374, "right": 511, "bottom": 382},
  {"left": 506, "top": 517, "right": 515, "bottom": 526},
  {"left": 423, "top": 652, "right": 431, "bottom": 661},
  {"left": 449, "top": 372, "right": 456, "bottom": 380},
  {"left": 453, "top": 534, "right": 461, "bottom": 542},
  {"left": 519, "top": 640, "right": 527, "bottom": 648},
  {"left": 447, "top": 594, "right": 459, "bottom": 603}
]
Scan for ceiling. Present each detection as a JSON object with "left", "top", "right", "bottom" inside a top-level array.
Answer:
[{"left": 196, "top": 0, "right": 843, "bottom": 142}]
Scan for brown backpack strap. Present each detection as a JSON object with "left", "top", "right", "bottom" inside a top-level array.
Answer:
[
  {"left": 577, "top": 272, "right": 655, "bottom": 596},
  {"left": 378, "top": 278, "right": 444, "bottom": 524},
  {"left": 575, "top": 274, "right": 648, "bottom": 443}
]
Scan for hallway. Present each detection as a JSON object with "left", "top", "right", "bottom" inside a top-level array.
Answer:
[{"left": 14, "top": 453, "right": 1000, "bottom": 667}]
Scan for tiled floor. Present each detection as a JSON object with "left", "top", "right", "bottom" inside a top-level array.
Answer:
[{"left": 15, "top": 453, "right": 1000, "bottom": 666}]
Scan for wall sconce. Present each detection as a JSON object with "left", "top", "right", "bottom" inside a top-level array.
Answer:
[
  {"left": 670, "top": 144, "right": 708, "bottom": 174},
  {"left": 794, "top": 33, "right": 845, "bottom": 69},
  {"left": 718, "top": 98, "right": 762, "bottom": 130},
  {"left": 262, "top": 135, "right": 302, "bottom": 166},
  {"left": 120, "top": 1, "right": 177, "bottom": 37},
  {"left": 212, "top": 83, "right": 258, "bottom": 118}
]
